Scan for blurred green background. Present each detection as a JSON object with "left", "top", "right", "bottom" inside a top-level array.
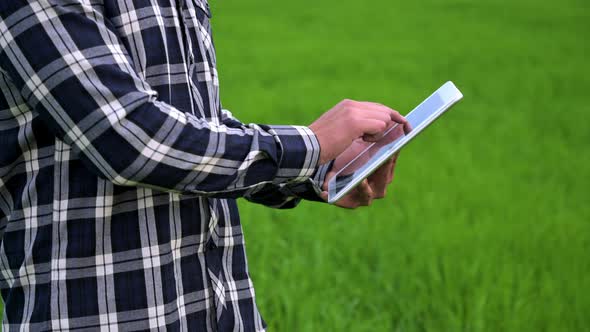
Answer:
[{"left": 211, "top": 0, "right": 590, "bottom": 330}]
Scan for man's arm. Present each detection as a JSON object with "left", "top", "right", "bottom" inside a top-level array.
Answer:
[
  {"left": 0, "top": 2, "right": 320, "bottom": 198},
  {"left": 0, "top": 1, "right": 401, "bottom": 198},
  {"left": 220, "top": 109, "right": 331, "bottom": 208}
]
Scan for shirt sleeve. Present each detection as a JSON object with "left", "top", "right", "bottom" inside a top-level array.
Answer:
[
  {"left": 0, "top": 2, "right": 320, "bottom": 198},
  {"left": 220, "top": 109, "right": 332, "bottom": 208}
]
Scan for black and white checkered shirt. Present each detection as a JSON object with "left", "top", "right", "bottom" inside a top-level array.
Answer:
[{"left": 0, "top": 0, "right": 330, "bottom": 330}]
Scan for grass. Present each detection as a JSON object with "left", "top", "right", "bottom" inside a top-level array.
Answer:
[{"left": 210, "top": 0, "right": 590, "bottom": 330}]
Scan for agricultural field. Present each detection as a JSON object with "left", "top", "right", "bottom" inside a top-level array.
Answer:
[{"left": 211, "top": 0, "right": 590, "bottom": 330}]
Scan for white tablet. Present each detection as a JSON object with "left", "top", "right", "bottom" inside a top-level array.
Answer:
[{"left": 327, "top": 81, "right": 463, "bottom": 204}]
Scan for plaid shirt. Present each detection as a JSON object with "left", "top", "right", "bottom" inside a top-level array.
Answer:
[{"left": 0, "top": 0, "right": 331, "bottom": 330}]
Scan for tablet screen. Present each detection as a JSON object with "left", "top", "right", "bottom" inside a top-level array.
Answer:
[{"left": 327, "top": 82, "right": 463, "bottom": 203}]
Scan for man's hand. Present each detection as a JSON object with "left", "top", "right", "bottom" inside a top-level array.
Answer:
[
  {"left": 319, "top": 153, "right": 400, "bottom": 208},
  {"left": 325, "top": 123, "right": 406, "bottom": 177},
  {"left": 309, "top": 100, "right": 409, "bottom": 165}
]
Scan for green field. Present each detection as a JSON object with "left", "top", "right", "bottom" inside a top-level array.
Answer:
[{"left": 212, "top": 0, "right": 590, "bottom": 330}]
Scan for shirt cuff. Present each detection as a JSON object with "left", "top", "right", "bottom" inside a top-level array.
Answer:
[
  {"left": 277, "top": 160, "right": 334, "bottom": 203},
  {"left": 265, "top": 125, "right": 321, "bottom": 184}
]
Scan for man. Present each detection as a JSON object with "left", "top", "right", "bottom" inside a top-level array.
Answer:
[{"left": 0, "top": 0, "right": 408, "bottom": 330}]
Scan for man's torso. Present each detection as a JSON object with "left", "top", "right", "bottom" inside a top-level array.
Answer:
[{"left": 0, "top": 1, "right": 266, "bottom": 330}]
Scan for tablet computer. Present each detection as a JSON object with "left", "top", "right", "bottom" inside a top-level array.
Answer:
[{"left": 327, "top": 81, "right": 463, "bottom": 204}]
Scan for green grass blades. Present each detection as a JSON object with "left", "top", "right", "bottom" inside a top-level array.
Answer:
[{"left": 211, "top": 0, "right": 590, "bottom": 331}]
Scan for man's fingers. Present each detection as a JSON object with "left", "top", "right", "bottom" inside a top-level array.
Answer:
[
  {"left": 359, "top": 102, "right": 412, "bottom": 134},
  {"left": 378, "top": 155, "right": 396, "bottom": 185},
  {"left": 388, "top": 152, "right": 400, "bottom": 183},
  {"left": 368, "top": 157, "right": 392, "bottom": 189},
  {"left": 386, "top": 159, "right": 395, "bottom": 184},
  {"left": 353, "top": 108, "right": 395, "bottom": 127},
  {"left": 355, "top": 180, "right": 374, "bottom": 206},
  {"left": 349, "top": 101, "right": 412, "bottom": 139},
  {"left": 358, "top": 119, "right": 390, "bottom": 139},
  {"left": 366, "top": 152, "right": 399, "bottom": 198},
  {"left": 337, "top": 180, "right": 373, "bottom": 208},
  {"left": 330, "top": 178, "right": 384, "bottom": 208},
  {"left": 369, "top": 159, "right": 393, "bottom": 180},
  {"left": 322, "top": 171, "right": 336, "bottom": 191}
]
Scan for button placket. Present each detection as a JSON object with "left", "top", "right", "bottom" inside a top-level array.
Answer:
[{"left": 176, "top": 0, "right": 208, "bottom": 118}]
